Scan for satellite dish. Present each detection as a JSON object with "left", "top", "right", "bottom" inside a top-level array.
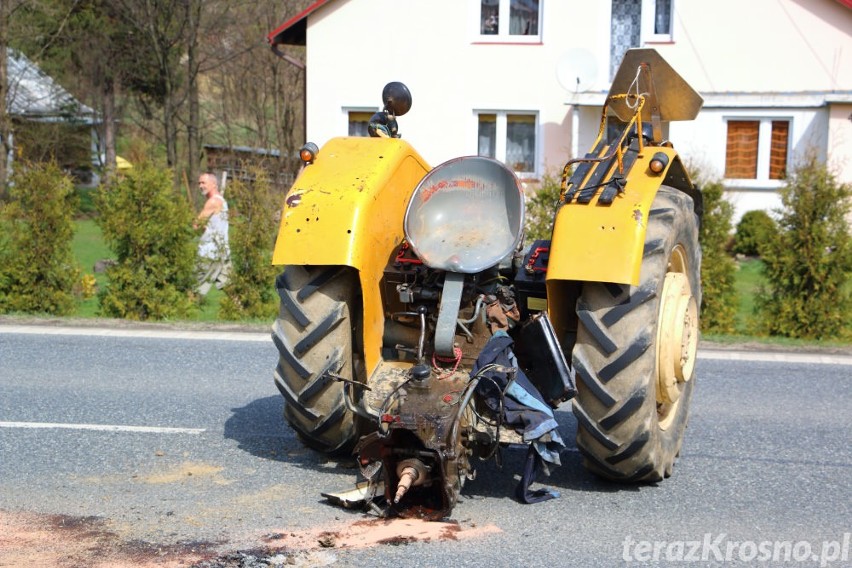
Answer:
[{"left": 555, "top": 49, "right": 599, "bottom": 93}]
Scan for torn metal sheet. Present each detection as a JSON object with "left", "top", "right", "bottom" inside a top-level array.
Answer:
[{"left": 321, "top": 481, "right": 383, "bottom": 509}]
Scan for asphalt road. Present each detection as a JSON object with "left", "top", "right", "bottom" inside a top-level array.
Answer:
[{"left": 1, "top": 325, "right": 850, "bottom": 567}]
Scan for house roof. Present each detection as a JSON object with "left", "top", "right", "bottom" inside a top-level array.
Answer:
[
  {"left": 5, "top": 48, "right": 96, "bottom": 124},
  {"left": 267, "top": 0, "right": 333, "bottom": 47}
]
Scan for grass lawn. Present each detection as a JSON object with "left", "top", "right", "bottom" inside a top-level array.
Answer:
[
  {"left": 71, "top": 219, "right": 256, "bottom": 323},
  {"left": 733, "top": 257, "right": 764, "bottom": 331},
  {"left": 72, "top": 219, "right": 113, "bottom": 317}
]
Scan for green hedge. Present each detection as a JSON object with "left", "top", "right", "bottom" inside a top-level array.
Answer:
[
  {"left": 219, "top": 170, "right": 280, "bottom": 320},
  {"left": 524, "top": 172, "right": 560, "bottom": 241},
  {"left": 0, "top": 162, "right": 80, "bottom": 315},
  {"left": 696, "top": 176, "right": 738, "bottom": 334},
  {"left": 95, "top": 164, "right": 197, "bottom": 320},
  {"left": 733, "top": 209, "right": 777, "bottom": 257},
  {"left": 753, "top": 155, "right": 852, "bottom": 340}
]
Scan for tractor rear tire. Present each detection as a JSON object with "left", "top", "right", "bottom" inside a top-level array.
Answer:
[
  {"left": 572, "top": 186, "right": 701, "bottom": 482},
  {"left": 272, "top": 265, "right": 362, "bottom": 454}
]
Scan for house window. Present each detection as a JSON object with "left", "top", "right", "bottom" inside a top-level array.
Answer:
[
  {"left": 725, "top": 120, "right": 759, "bottom": 179},
  {"left": 641, "top": 0, "right": 674, "bottom": 42},
  {"left": 478, "top": 114, "right": 497, "bottom": 157},
  {"left": 769, "top": 120, "right": 789, "bottom": 180},
  {"left": 348, "top": 111, "right": 374, "bottom": 137},
  {"left": 477, "top": 111, "right": 537, "bottom": 174},
  {"left": 652, "top": 0, "right": 673, "bottom": 35},
  {"left": 610, "top": 0, "right": 641, "bottom": 79},
  {"left": 724, "top": 118, "right": 790, "bottom": 181},
  {"left": 611, "top": 0, "right": 674, "bottom": 77},
  {"left": 477, "top": 0, "right": 541, "bottom": 43}
]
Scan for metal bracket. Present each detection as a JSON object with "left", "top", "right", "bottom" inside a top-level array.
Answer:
[{"left": 435, "top": 272, "right": 465, "bottom": 357}]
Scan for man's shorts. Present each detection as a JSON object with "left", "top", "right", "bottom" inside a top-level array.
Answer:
[{"left": 196, "top": 258, "right": 231, "bottom": 296}]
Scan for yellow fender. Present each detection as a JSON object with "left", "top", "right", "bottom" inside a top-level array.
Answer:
[
  {"left": 272, "top": 136, "right": 430, "bottom": 376},
  {"left": 546, "top": 147, "right": 686, "bottom": 287}
]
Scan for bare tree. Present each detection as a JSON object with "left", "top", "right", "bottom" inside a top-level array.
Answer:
[
  {"left": 114, "top": 0, "right": 188, "bottom": 169},
  {"left": 0, "top": 0, "right": 9, "bottom": 196},
  {"left": 202, "top": 1, "right": 306, "bottom": 177},
  {"left": 4, "top": 0, "right": 310, "bottom": 193},
  {"left": 185, "top": 0, "right": 200, "bottom": 187}
]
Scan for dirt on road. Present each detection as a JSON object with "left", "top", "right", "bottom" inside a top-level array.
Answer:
[{"left": 0, "top": 509, "right": 501, "bottom": 567}]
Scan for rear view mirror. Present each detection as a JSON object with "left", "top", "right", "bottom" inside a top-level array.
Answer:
[{"left": 382, "top": 82, "right": 412, "bottom": 117}]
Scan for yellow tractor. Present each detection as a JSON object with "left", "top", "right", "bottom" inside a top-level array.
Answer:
[{"left": 271, "top": 48, "right": 703, "bottom": 517}]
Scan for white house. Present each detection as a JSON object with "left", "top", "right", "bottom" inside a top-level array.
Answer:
[{"left": 269, "top": 0, "right": 852, "bottom": 222}]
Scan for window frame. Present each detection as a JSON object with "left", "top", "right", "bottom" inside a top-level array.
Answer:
[
  {"left": 344, "top": 107, "right": 379, "bottom": 137},
  {"left": 475, "top": 109, "right": 540, "bottom": 177},
  {"left": 640, "top": 0, "right": 675, "bottom": 43},
  {"left": 472, "top": 0, "right": 543, "bottom": 44},
  {"left": 723, "top": 116, "right": 792, "bottom": 188}
]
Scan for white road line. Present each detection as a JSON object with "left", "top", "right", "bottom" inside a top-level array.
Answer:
[
  {"left": 1, "top": 324, "right": 850, "bottom": 365},
  {"left": 699, "top": 349, "right": 852, "bottom": 366},
  {"left": 0, "top": 421, "right": 205, "bottom": 434},
  {"left": 0, "top": 325, "right": 269, "bottom": 342}
]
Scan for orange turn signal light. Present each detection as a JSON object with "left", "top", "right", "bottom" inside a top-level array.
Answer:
[
  {"left": 649, "top": 152, "right": 669, "bottom": 174},
  {"left": 299, "top": 142, "right": 319, "bottom": 164}
]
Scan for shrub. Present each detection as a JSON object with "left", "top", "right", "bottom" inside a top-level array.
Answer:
[
  {"left": 219, "top": 170, "right": 281, "bottom": 320},
  {"left": 523, "top": 172, "right": 561, "bottom": 241},
  {"left": 694, "top": 174, "right": 738, "bottom": 334},
  {"left": 753, "top": 155, "right": 852, "bottom": 340},
  {"left": 0, "top": 162, "right": 79, "bottom": 315},
  {"left": 733, "top": 209, "right": 777, "bottom": 256},
  {"left": 95, "top": 164, "right": 197, "bottom": 320}
]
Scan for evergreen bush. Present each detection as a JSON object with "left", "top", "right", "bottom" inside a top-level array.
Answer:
[
  {"left": 523, "top": 172, "right": 561, "bottom": 241},
  {"left": 219, "top": 169, "right": 281, "bottom": 320},
  {"left": 694, "top": 174, "right": 738, "bottom": 334},
  {"left": 95, "top": 164, "right": 197, "bottom": 320},
  {"left": 0, "top": 162, "right": 79, "bottom": 315},
  {"left": 733, "top": 209, "right": 777, "bottom": 257},
  {"left": 753, "top": 155, "right": 852, "bottom": 339}
]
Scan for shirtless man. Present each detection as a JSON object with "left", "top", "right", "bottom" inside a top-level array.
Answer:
[{"left": 195, "top": 173, "right": 231, "bottom": 295}]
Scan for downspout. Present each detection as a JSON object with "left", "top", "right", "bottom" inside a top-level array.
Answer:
[{"left": 571, "top": 105, "right": 579, "bottom": 159}]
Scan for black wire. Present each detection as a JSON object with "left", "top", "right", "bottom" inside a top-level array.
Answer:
[{"left": 469, "top": 367, "right": 508, "bottom": 462}]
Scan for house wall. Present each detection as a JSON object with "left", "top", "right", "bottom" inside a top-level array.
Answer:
[
  {"left": 672, "top": 103, "right": 831, "bottom": 221},
  {"left": 306, "top": 0, "right": 615, "bottom": 175},
  {"left": 300, "top": 0, "right": 852, "bottom": 222},
  {"left": 651, "top": 0, "right": 851, "bottom": 93},
  {"left": 828, "top": 103, "right": 852, "bottom": 182},
  {"left": 649, "top": 0, "right": 852, "bottom": 222}
]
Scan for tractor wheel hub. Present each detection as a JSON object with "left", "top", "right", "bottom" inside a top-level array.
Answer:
[{"left": 656, "top": 272, "right": 698, "bottom": 406}]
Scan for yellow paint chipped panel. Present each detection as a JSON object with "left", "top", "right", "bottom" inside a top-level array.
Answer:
[
  {"left": 548, "top": 147, "right": 678, "bottom": 286},
  {"left": 272, "top": 136, "right": 431, "bottom": 376}
]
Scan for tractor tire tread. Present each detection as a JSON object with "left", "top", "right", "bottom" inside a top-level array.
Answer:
[
  {"left": 273, "top": 265, "right": 361, "bottom": 455},
  {"left": 572, "top": 186, "right": 700, "bottom": 483}
]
